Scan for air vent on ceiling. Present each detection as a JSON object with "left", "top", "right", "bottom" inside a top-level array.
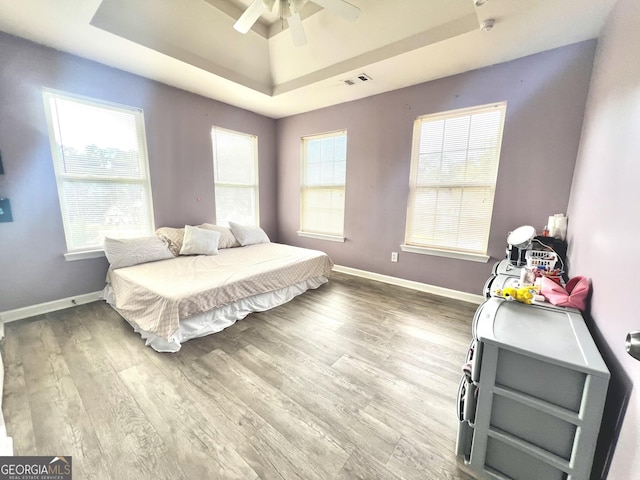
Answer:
[{"left": 343, "top": 73, "right": 372, "bottom": 85}]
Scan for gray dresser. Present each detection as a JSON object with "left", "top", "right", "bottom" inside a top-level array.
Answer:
[{"left": 456, "top": 294, "right": 610, "bottom": 479}]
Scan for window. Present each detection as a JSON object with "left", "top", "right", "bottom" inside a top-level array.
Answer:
[
  {"left": 402, "top": 102, "right": 506, "bottom": 262},
  {"left": 43, "top": 90, "right": 155, "bottom": 257},
  {"left": 211, "top": 127, "right": 259, "bottom": 226},
  {"left": 299, "top": 131, "right": 347, "bottom": 241}
]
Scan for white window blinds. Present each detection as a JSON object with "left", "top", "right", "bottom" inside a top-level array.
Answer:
[
  {"left": 300, "top": 131, "right": 347, "bottom": 238},
  {"left": 43, "top": 90, "right": 155, "bottom": 252},
  {"left": 404, "top": 103, "right": 506, "bottom": 256},
  {"left": 211, "top": 127, "right": 259, "bottom": 227}
]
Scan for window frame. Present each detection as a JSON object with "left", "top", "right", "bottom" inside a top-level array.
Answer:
[
  {"left": 211, "top": 126, "right": 260, "bottom": 227},
  {"left": 401, "top": 102, "right": 507, "bottom": 263},
  {"left": 42, "top": 89, "right": 155, "bottom": 260},
  {"left": 298, "top": 130, "right": 348, "bottom": 242}
]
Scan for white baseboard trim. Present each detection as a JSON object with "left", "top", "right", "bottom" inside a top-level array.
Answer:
[
  {"left": 332, "top": 265, "right": 484, "bottom": 305},
  {"left": 0, "top": 346, "right": 12, "bottom": 455},
  {"left": 0, "top": 291, "right": 103, "bottom": 324}
]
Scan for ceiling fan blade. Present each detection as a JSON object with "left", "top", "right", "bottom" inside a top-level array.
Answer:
[
  {"left": 233, "top": 0, "right": 268, "bottom": 34},
  {"left": 287, "top": 13, "right": 307, "bottom": 46},
  {"left": 312, "top": 0, "right": 359, "bottom": 22}
]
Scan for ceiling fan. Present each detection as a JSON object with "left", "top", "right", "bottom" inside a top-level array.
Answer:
[{"left": 233, "top": 0, "right": 360, "bottom": 47}]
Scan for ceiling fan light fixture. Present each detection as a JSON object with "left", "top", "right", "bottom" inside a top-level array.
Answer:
[
  {"left": 233, "top": 0, "right": 360, "bottom": 46},
  {"left": 474, "top": 0, "right": 489, "bottom": 6}
]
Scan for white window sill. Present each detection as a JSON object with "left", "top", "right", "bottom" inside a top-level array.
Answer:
[
  {"left": 64, "top": 249, "right": 105, "bottom": 261},
  {"left": 297, "top": 231, "right": 345, "bottom": 243},
  {"left": 400, "top": 244, "right": 489, "bottom": 263}
]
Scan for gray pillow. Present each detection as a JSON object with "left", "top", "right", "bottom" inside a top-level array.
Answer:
[{"left": 104, "top": 236, "right": 173, "bottom": 269}]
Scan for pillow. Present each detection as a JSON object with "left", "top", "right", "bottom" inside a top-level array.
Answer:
[
  {"left": 229, "top": 221, "right": 270, "bottom": 246},
  {"left": 104, "top": 236, "right": 173, "bottom": 269},
  {"left": 541, "top": 276, "right": 590, "bottom": 311},
  {"left": 155, "top": 227, "right": 185, "bottom": 256},
  {"left": 179, "top": 225, "right": 221, "bottom": 256},
  {"left": 198, "top": 224, "right": 241, "bottom": 249}
]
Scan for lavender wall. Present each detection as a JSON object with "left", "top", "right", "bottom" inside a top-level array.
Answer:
[
  {"left": 0, "top": 32, "right": 276, "bottom": 312},
  {"left": 567, "top": 0, "right": 640, "bottom": 476},
  {"left": 276, "top": 41, "right": 597, "bottom": 294}
]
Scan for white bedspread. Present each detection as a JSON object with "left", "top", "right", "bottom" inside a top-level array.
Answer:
[{"left": 106, "top": 242, "right": 333, "bottom": 340}]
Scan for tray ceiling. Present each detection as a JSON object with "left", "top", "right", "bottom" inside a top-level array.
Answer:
[{"left": 0, "top": 0, "right": 617, "bottom": 118}]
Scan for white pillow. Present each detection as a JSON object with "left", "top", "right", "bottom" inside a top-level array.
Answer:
[
  {"left": 179, "top": 225, "right": 221, "bottom": 256},
  {"left": 198, "top": 224, "right": 241, "bottom": 249},
  {"left": 229, "top": 222, "right": 270, "bottom": 246},
  {"left": 104, "top": 236, "right": 174, "bottom": 269}
]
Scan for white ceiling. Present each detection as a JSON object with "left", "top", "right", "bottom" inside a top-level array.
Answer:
[{"left": 0, "top": 0, "right": 617, "bottom": 119}]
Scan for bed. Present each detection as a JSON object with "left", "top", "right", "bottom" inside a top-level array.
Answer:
[{"left": 102, "top": 225, "right": 333, "bottom": 352}]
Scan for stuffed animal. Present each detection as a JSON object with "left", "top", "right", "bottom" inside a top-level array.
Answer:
[{"left": 495, "top": 286, "right": 537, "bottom": 304}]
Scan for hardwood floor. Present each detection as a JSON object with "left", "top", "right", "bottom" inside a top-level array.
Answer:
[{"left": 1, "top": 272, "right": 478, "bottom": 479}]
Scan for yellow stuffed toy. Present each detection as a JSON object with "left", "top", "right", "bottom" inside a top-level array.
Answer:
[{"left": 495, "top": 286, "right": 537, "bottom": 304}]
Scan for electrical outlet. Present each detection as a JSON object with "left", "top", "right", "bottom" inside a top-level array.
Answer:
[{"left": 391, "top": 252, "right": 398, "bottom": 263}]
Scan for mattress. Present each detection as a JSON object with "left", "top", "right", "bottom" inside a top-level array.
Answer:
[{"left": 105, "top": 242, "right": 333, "bottom": 342}]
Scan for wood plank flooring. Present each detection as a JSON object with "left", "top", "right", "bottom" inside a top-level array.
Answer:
[{"left": 2, "top": 271, "right": 478, "bottom": 479}]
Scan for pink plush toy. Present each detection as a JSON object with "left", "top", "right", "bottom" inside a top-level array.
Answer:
[{"left": 540, "top": 276, "right": 590, "bottom": 310}]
